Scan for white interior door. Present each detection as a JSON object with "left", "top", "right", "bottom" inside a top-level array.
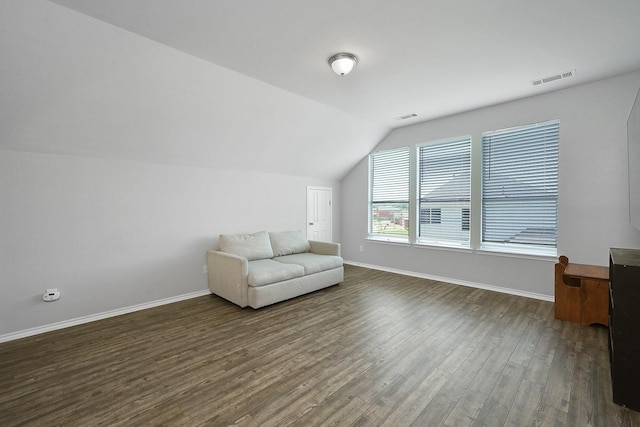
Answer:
[{"left": 307, "top": 186, "right": 332, "bottom": 242}]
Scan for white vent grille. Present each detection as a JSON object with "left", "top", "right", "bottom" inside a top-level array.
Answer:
[
  {"left": 395, "top": 113, "right": 418, "bottom": 121},
  {"left": 531, "top": 69, "right": 576, "bottom": 87}
]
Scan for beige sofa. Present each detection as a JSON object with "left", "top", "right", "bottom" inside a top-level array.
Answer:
[{"left": 207, "top": 230, "right": 343, "bottom": 308}]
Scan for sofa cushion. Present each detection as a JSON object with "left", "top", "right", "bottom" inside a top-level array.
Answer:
[
  {"left": 274, "top": 253, "right": 343, "bottom": 275},
  {"left": 269, "top": 230, "right": 311, "bottom": 257},
  {"left": 219, "top": 231, "right": 274, "bottom": 261},
  {"left": 248, "top": 259, "right": 305, "bottom": 287}
]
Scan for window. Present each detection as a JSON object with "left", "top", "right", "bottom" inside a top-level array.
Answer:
[
  {"left": 417, "top": 137, "right": 471, "bottom": 247},
  {"left": 461, "top": 208, "right": 470, "bottom": 231},
  {"left": 420, "top": 208, "right": 442, "bottom": 224},
  {"left": 481, "top": 120, "right": 559, "bottom": 254},
  {"left": 369, "top": 146, "right": 410, "bottom": 241},
  {"left": 366, "top": 120, "right": 559, "bottom": 257}
]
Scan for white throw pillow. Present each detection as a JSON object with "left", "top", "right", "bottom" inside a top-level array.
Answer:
[
  {"left": 269, "top": 230, "right": 310, "bottom": 256},
  {"left": 219, "top": 231, "right": 274, "bottom": 260}
]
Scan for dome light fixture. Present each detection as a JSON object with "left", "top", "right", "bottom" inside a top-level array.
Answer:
[{"left": 328, "top": 53, "right": 358, "bottom": 76}]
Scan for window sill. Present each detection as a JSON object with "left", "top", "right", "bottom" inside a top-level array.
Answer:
[
  {"left": 365, "top": 237, "right": 410, "bottom": 246},
  {"left": 364, "top": 238, "right": 557, "bottom": 261},
  {"left": 413, "top": 242, "right": 473, "bottom": 254},
  {"left": 477, "top": 245, "right": 557, "bottom": 261}
]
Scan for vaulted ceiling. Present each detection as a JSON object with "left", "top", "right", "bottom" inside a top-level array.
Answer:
[
  {"left": 2, "top": 1, "right": 640, "bottom": 180},
  {"left": 48, "top": 0, "right": 640, "bottom": 126}
]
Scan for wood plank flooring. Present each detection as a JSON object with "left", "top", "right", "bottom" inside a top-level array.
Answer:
[{"left": 1, "top": 264, "right": 639, "bottom": 426}]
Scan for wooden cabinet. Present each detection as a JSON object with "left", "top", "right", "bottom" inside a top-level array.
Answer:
[
  {"left": 554, "top": 256, "right": 609, "bottom": 326},
  {"left": 609, "top": 248, "right": 640, "bottom": 412}
]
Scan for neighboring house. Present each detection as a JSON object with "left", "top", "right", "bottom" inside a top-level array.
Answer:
[{"left": 419, "top": 172, "right": 471, "bottom": 243}]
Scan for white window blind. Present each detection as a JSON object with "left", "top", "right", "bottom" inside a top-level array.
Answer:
[
  {"left": 418, "top": 137, "right": 471, "bottom": 247},
  {"left": 369, "top": 147, "right": 410, "bottom": 240},
  {"left": 481, "top": 120, "right": 559, "bottom": 253}
]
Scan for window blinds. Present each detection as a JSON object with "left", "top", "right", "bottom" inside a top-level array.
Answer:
[
  {"left": 370, "top": 147, "right": 410, "bottom": 239},
  {"left": 371, "top": 147, "right": 410, "bottom": 203},
  {"left": 418, "top": 137, "right": 471, "bottom": 246},
  {"left": 481, "top": 120, "right": 559, "bottom": 250}
]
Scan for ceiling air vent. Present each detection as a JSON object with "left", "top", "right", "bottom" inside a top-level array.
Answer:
[
  {"left": 531, "top": 69, "right": 576, "bottom": 87},
  {"left": 395, "top": 113, "right": 418, "bottom": 121}
]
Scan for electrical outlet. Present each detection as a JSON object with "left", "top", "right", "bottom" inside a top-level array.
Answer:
[
  {"left": 203, "top": 265, "right": 208, "bottom": 274},
  {"left": 43, "top": 288, "right": 60, "bottom": 302},
  {"left": 359, "top": 245, "right": 364, "bottom": 252}
]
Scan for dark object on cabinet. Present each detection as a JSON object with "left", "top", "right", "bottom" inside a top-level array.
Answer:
[{"left": 609, "top": 248, "right": 640, "bottom": 412}]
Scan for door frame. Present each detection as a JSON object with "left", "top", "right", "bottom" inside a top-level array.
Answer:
[{"left": 306, "top": 186, "right": 332, "bottom": 242}]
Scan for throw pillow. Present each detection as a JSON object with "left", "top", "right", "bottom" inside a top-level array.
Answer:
[
  {"left": 219, "top": 231, "right": 274, "bottom": 260},
  {"left": 269, "top": 230, "right": 311, "bottom": 257}
]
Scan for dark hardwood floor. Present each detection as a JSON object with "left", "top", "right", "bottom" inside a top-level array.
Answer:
[{"left": 1, "top": 264, "right": 639, "bottom": 426}]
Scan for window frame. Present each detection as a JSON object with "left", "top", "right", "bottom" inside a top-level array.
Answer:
[
  {"left": 416, "top": 136, "right": 472, "bottom": 249},
  {"left": 480, "top": 120, "right": 559, "bottom": 257},
  {"left": 368, "top": 146, "right": 411, "bottom": 243},
  {"left": 365, "top": 120, "right": 559, "bottom": 258}
]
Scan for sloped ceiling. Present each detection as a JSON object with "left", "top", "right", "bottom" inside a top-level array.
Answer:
[
  {"left": 0, "top": 1, "right": 388, "bottom": 180},
  {"left": 48, "top": 0, "right": 640, "bottom": 126},
  {"left": 2, "top": 1, "right": 640, "bottom": 179}
]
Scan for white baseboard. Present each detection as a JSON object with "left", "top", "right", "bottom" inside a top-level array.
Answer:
[
  {"left": 0, "top": 289, "right": 211, "bottom": 344},
  {"left": 2, "top": 264, "right": 553, "bottom": 344},
  {"left": 344, "top": 260, "right": 554, "bottom": 302}
]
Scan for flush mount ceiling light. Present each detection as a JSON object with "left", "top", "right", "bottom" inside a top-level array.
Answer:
[{"left": 328, "top": 53, "right": 358, "bottom": 76}]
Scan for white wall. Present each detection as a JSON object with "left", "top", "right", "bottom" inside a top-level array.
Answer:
[
  {"left": 0, "top": 0, "right": 356, "bottom": 339},
  {"left": 341, "top": 71, "right": 640, "bottom": 298},
  {"left": 0, "top": 150, "right": 339, "bottom": 337},
  {"left": 3, "top": 0, "right": 638, "bottom": 338}
]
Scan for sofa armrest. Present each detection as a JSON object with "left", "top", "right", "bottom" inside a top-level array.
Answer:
[
  {"left": 207, "top": 250, "right": 249, "bottom": 308},
  {"left": 308, "top": 240, "right": 341, "bottom": 257}
]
